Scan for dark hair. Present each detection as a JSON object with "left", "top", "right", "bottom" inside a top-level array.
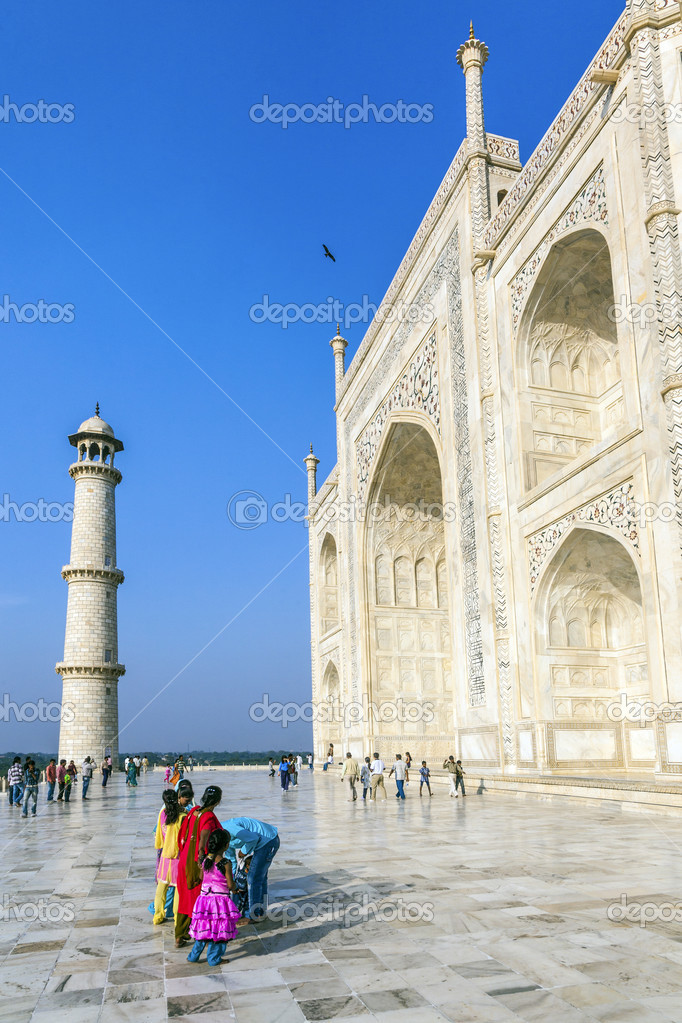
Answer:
[
  {"left": 163, "top": 789, "right": 180, "bottom": 825},
  {"left": 202, "top": 828, "right": 230, "bottom": 871},
  {"left": 422, "top": 760, "right": 426, "bottom": 765},
  {"left": 365, "top": 757, "right": 370, "bottom": 764},
  {"left": 201, "top": 785, "right": 222, "bottom": 809},
  {"left": 177, "top": 780, "right": 194, "bottom": 799}
]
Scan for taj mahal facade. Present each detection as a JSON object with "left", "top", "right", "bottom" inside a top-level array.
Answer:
[{"left": 307, "top": 0, "right": 682, "bottom": 780}]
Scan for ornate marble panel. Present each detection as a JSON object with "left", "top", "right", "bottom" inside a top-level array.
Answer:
[
  {"left": 528, "top": 482, "right": 640, "bottom": 592},
  {"left": 510, "top": 164, "right": 609, "bottom": 334},
  {"left": 356, "top": 332, "right": 439, "bottom": 498}
]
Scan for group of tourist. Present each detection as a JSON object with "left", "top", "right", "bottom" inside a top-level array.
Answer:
[
  {"left": 124, "top": 754, "right": 150, "bottom": 785},
  {"left": 6, "top": 753, "right": 116, "bottom": 814},
  {"left": 337, "top": 751, "right": 467, "bottom": 801},
  {"left": 269, "top": 753, "right": 313, "bottom": 792},
  {"left": 153, "top": 777, "right": 279, "bottom": 966},
  {"left": 4, "top": 750, "right": 157, "bottom": 814}
]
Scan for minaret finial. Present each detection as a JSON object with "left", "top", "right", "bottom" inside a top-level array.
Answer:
[
  {"left": 95, "top": 402, "right": 100, "bottom": 417},
  {"left": 470, "top": 20, "right": 475, "bottom": 40},
  {"left": 310, "top": 443, "right": 314, "bottom": 454},
  {"left": 336, "top": 323, "right": 340, "bottom": 335}
]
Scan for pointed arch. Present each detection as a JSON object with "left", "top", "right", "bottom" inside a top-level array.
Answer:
[{"left": 518, "top": 229, "right": 624, "bottom": 491}]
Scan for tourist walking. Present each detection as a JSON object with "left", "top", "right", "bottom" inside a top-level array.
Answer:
[
  {"left": 370, "top": 753, "right": 387, "bottom": 800},
  {"left": 56, "top": 759, "right": 67, "bottom": 801},
  {"left": 289, "top": 754, "right": 298, "bottom": 787},
  {"left": 279, "top": 756, "right": 290, "bottom": 793},
  {"left": 134, "top": 754, "right": 142, "bottom": 778},
  {"left": 389, "top": 754, "right": 407, "bottom": 800},
  {"left": 455, "top": 760, "right": 466, "bottom": 796},
  {"left": 8, "top": 756, "right": 23, "bottom": 806},
  {"left": 187, "top": 755, "right": 194, "bottom": 772},
  {"left": 360, "top": 757, "right": 371, "bottom": 800},
  {"left": 82, "top": 757, "right": 93, "bottom": 799},
  {"left": 268, "top": 758, "right": 276, "bottom": 778},
  {"left": 22, "top": 760, "right": 39, "bottom": 817},
  {"left": 296, "top": 753, "right": 303, "bottom": 776},
  {"left": 307, "top": 753, "right": 313, "bottom": 771},
  {"left": 187, "top": 829, "right": 240, "bottom": 965},
  {"left": 419, "top": 761, "right": 432, "bottom": 796},
  {"left": 101, "top": 756, "right": 110, "bottom": 787},
  {"left": 175, "top": 786, "right": 223, "bottom": 946},
  {"left": 219, "top": 816, "right": 280, "bottom": 921},
  {"left": 143, "top": 756, "right": 149, "bottom": 774},
  {"left": 405, "top": 752, "right": 412, "bottom": 771},
  {"left": 443, "top": 756, "right": 458, "bottom": 796},
  {"left": 127, "top": 759, "right": 138, "bottom": 787},
  {"left": 153, "top": 789, "right": 187, "bottom": 924},
  {"left": 341, "top": 752, "right": 360, "bottom": 801},
  {"left": 45, "top": 758, "right": 56, "bottom": 802}
]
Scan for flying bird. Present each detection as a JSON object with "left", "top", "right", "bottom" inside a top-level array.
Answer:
[{"left": 323, "top": 244, "right": 336, "bottom": 262}]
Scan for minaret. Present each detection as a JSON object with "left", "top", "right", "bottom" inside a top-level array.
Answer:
[
  {"left": 330, "top": 324, "right": 348, "bottom": 403},
  {"left": 456, "top": 21, "right": 491, "bottom": 245},
  {"left": 55, "top": 406, "right": 125, "bottom": 767},
  {"left": 304, "top": 443, "right": 320, "bottom": 503}
]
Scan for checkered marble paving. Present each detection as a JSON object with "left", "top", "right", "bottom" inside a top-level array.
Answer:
[{"left": 2, "top": 768, "right": 682, "bottom": 1022}]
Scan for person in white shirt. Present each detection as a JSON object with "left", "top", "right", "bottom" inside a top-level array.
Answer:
[
  {"left": 307, "top": 754, "right": 313, "bottom": 771},
  {"left": 388, "top": 754, "right": 407, "bottom": 800},
  {"left": 296, "top": 754, "right": 303, "bottom": 774},
  {"left": 369, "top": 753, "right": 387, "bottom": 800}
]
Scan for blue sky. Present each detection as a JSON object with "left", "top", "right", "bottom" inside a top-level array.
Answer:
[{"left": 0, "top": 0, "right": 623, "bottom": 754}]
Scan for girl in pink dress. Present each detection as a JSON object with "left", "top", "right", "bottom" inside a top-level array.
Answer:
[{"left": 187, "top": 829, "right": 241, "bottom": 965}]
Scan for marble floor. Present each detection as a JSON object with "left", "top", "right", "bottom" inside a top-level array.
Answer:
[{"left": 2, "top": 769, "right": 682, "bottom": 1023}]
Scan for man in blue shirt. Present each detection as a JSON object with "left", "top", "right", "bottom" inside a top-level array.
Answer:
[{"left": 220, "top": 816, "right": 279, "bottom": 920}]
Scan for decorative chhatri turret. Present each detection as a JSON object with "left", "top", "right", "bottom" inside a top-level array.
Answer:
[
  {"left": 330, "top": 324, "right": 348, "bottom": 404},
  {"left": 55, "top": 406, "right": 125, "bottom": 767},
  {"left": 304, "top": 443, "right": 320, "bottom": 503}
]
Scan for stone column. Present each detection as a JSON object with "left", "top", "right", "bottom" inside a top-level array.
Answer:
[
  {"left": 330, "top": 325, "right": 348, "bottom": 404},
  {"left": 457, "top": 24, "right": 516, "bottom": 766},
  {"left": 55, "top": 409, "right": 125, "bottom": 767}
]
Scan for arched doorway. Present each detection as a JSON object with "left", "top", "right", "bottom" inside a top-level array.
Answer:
[
  {"left": 518, "top": 230, "right": 624, "bottom": 490},
  {"left": 535, "top": 527, "right": 650, "bottom": 722},
  {"left": 364, "top": 421, "right": 452, "bottom": 748},
  {"left": 319, "top": 661, "right": 343, "bottom": 758}
]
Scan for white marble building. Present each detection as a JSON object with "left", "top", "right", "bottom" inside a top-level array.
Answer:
[{"left": 307, "top": 0, "right": 682, "bottom": 780}]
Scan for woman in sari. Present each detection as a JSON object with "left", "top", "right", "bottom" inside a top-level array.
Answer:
[
  {"left": 174, "top": 785, "right": 223, "bottom": 946},
  {"left": 127, "top": 759, "right": 138, "bottom": 787}
]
